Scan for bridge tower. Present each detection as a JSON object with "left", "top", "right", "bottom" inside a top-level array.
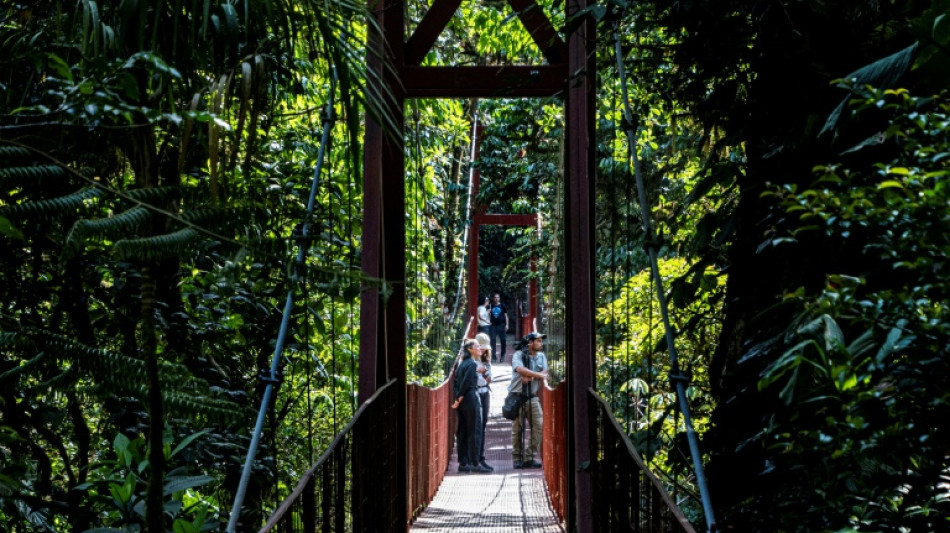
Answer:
[{"left": 358, "top": 0, "right": 597, "bottom": 530}]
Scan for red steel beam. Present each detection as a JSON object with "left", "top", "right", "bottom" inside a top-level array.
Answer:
[
  {"left": 473, "top": 213, "right": 538, "bottom": 226},
  {"left": 402, "top": 66, "right": 567, "bottom": 98},
  {"left": 506, "top": 0, "right": 567, "bottom": 64},
  {"left": 359, "top": 0, "right": 389, "bottom": 405},
  {"left": 405, "top": 0, "right": 464, "bottom": 66}
]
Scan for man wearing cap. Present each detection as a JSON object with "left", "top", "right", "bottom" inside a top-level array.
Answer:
[{"left": 509, "top": 332, "right": 549, "bottom": 469}]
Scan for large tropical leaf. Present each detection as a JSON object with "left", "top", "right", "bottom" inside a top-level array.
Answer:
[{"left": 820, "top": 42, "right": 919, "bottom": 139}]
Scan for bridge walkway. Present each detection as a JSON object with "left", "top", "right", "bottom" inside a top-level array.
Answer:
[{"left": 410, "top": 360, "right": 564, "bottom": 532}]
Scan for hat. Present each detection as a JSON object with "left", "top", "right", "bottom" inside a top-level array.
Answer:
[
  {"left": 524, "top": 332, "right": 546, "bottom": 342},
  {"left": 475, "top": 333, "right": 490, "bottom": 347}
]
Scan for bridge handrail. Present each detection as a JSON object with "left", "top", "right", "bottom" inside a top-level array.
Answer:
[
  {"left": 589, "top": 388, "right": 698, "bottom": 533},
  {"left": 259, "top": 378, "right": 398, "bottom": 532},
  {"left": 408, "top": 375, "right": 454, "bottom": 519},
  {"left": 541, "top": 380, "right": 568, "bottom": 521},
  {"left": 259, "top": 327, "right": 485, "bottom": 531},
  {"left": 408, "top": 328, "right": 470, "bottom": 519}
]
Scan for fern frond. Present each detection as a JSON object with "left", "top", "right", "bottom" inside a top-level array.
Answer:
[
  {"left": 0, "top": 350, "right": 50, "bottom": 383},
  {"left": 10, "top": 328, "right": 240, "bottom": 421},
  {"left": 177, "top": 207, "right": 255, "bottom": 237},
  {"left": 29, "top": 365, "right": 79, "bottom": 393},
  {"left": 0, "top": 146, "right": 33, "bottom": 162},
  {"left": 113, "top": 228, "right": 199, "bottom": 261},
  {"left": 122, "top": 186, "right": 181, "bottom": 204},
  {"left": 64, "top": 206, "right": 151, "bottom": 261},
  {"left": 17, "top": 327, "right": 188, "bottom": 385},
  {"left": 161, "top": 390, "right": 242, "bottom": 422},
  {"left": 0, "top": 187, "right": 103, "bottom": 221},
  {"left": 177, "top": 207, "right": 243, "bottom": 227},
  {"left": 0, "top": 165, "right": 67, "bottom": 188}
]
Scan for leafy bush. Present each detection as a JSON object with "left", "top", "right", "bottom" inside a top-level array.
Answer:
[{"left": 751, "top": 87, "right": 950, "bottom": 531}]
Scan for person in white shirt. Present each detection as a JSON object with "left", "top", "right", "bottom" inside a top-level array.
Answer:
[
  {"left": 476, "top": 296, "right": 491, "bottom": 335},
  {"left": 474, "top": 332, "right": 494, "bottom": 471}
]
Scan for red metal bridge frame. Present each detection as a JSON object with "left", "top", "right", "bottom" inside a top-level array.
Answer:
[
  {"left": 358, "top": 0, "right": 596, "bottom": 530},
  {"left": 465, "top": 124, "right": 540, "bottom": 339}
]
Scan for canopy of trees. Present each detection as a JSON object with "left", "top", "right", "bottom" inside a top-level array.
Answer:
[{"left": 2, "top": 0, "right": 948, "bottom": 531}]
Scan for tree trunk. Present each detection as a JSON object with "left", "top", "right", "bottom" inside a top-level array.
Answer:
[
  {"left": 126, "top": 124, "right": 167, "bottom": 533},
  {"left": 141, "top": 266, "right": 166, "bottom": 533}
]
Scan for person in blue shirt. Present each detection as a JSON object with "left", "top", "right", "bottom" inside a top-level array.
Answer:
[{"left": 488, "top": 293, "right": 509, "bottom": 362}]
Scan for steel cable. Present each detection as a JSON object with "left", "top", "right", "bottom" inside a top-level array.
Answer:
[
  {"left": 611, "top": 21, "right": 717, "bottom": 532},
  {"left": 226, "top": 67, "right": 338, "bottom": 533}
]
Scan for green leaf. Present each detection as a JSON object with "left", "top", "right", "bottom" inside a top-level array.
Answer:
[
  {"left": 173, "top": 519, "right": 199, "bottom": 533},
  {"left": 0, "top": 216, "right": 24, "bottom": 240},
  {"left": 46, "top": 53, "right": 74, "bottom": 82},
  {"left": 874, "top": 319, "right": 908, "bottom": 367},
  {"left": 113, "top": 433, "right": 132, "bottom": 466},
  {"left": 170, "top": 429, "right": 211, "bottom": 458},
  {"left": 821, "top": 42, "right": 919, "bottom": 137},
  {"left": 163, "top": 475, "right": 214, "bottom": 496}
]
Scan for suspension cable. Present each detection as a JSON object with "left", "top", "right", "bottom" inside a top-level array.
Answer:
[
  {"left": 226, "top": 68, "right": 338, "bottom": 533},
  {"left": 611, "top": 21, "right": 717, "bottom": 532},
  {"left": 448, "top": 108, "right": 478, "bottom": 327}
]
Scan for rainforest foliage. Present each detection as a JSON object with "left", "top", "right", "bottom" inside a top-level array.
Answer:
[{"left": 2, "top": 0, "right": 949, "bottom": 532}]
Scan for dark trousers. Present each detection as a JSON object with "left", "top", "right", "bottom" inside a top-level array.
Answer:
[
  {"left": 478, "top": 390, "right": 490, "bottom": 462},
  {"left": 456, "top": 392, "right": 483, "bottom": 466},
  {"left": 490, "top": 324, "right": 507, "bottom": 362}
]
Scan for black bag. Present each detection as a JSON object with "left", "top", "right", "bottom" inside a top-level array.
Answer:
[{"left": 502, "top": 391, "right": 527, "bottom": 420}]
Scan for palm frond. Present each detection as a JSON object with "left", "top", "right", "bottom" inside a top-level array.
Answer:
[
  {"left": 0, "top": 165, "right": 67, "bottom": 188},
  {"left": 113, "top": 228, "right": 199, "bottom": 262},
  {"left": 0, "top": 187, "right": 103, "bottom": 221},
  {"left": 122, "top": 186, "right": 181, "bottom": 204},
  {"left": 6, "top": 328, "right": 242, "bottom": 421},
  {"left": 64, "top": 206, "right": 152, "bottom": 260},
  {"left": 0, "top": 146, "right": 33, "bottom": 162}
]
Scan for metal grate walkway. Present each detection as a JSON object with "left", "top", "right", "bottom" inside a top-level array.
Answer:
[{"left": 410, "top": 362, "right": 564, "bottom": 532}]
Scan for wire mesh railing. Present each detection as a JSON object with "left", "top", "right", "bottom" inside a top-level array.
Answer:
[
  {"left": 589, "top": 389, "right": 697, "bottom": 533},
  {"left": 259, "top": 379, "right": 400, "bottom": 533},
  {"left": 541, "top": 381, "right": 569, "bottom": 522},
  {"left": 408, "top": 376, "right": 457, "bottom": 520}
]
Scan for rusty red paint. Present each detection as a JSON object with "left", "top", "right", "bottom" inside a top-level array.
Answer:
[
  {"left": 542, "top": 382, "right": 569, "bottom": 521},
  {"left": 407, "top": 379, "right": 456, "bottom": 521}
]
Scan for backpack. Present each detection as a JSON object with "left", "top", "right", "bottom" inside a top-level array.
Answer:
[{"left": 502, "top": 391, "right": 527, "bottom": 420}]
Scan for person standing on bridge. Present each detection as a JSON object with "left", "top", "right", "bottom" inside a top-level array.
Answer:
[
  {"left": 489, "top": 293, "right": 509, "bottom": 363},
  {"left": 474, "top": 332, "right": 494, "bottom": 471},
  {"left": 476, "top": 296, "right": 491, "bottom": 337},
  {"left": 452, "top": 339, "right": 491, "bottom": 473},
  {"left": 509, "top": 332, "right": 548, "bottom": 469}
]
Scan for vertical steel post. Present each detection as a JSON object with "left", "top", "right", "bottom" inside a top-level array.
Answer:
[
  {"left": 565, "top": 0, "right": 596, "bottom": 530},
  {"left": 361, "top": 0, "right": 407, "bottom": 528},
  {"left": 359, "top": 0, "right": 385, "bottom": 404}
]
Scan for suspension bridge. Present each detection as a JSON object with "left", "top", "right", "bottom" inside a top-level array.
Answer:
[{"left": 227, "top": 0, "right": 715, "bottom": 531}]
